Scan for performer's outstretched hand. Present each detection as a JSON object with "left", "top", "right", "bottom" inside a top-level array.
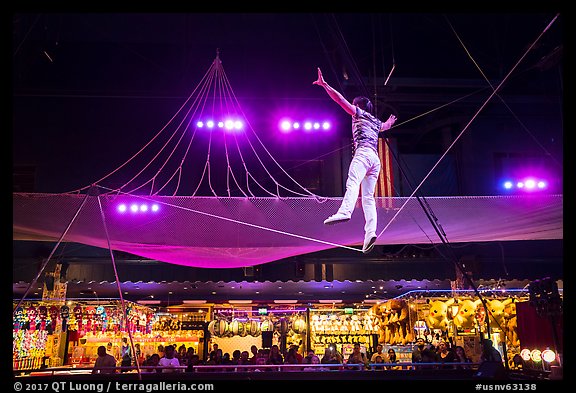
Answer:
[
  {"left": 383, "top": 114, "right": 397, "bottom": 130},
  {"left": 313, "top": 67, "right": 325, "bottom": 87}
]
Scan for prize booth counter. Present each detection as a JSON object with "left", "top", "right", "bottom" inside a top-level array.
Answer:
[{"left": 13, "top": 299, "right": 158, "bottom": 371}]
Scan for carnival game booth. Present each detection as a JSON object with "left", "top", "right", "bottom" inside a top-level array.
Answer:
[
  {"left": 206, "top": 303, "right": 308, "bottom": 357},
  {"left": 368, "top": 287, "right": 562, "bottom": 368},
  {"left": 309, "top": 303, "right": 380, "bottom": 359},
  {"left": 12, "top": 299, "right": 155, "bottom": 371}
]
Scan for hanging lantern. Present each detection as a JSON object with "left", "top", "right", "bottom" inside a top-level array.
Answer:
[
  {"left": 214, "top": 319, "right": 229, "bottom": 337},
  {"left": 248, "top": 319, "right": 261, "bottom": 337},
  {"left": 230, "top": 319, "right": 245, "bottom": 336},
  {"left": 260, "top": 318, "right": 274, "bottom": 332},
  {"left": 292, "top": 317, "right": 307, "bottom": 334}
]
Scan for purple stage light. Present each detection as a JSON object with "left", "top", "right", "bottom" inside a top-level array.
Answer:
[
  {"left": 206, "top": 120, "right": 214, "bottom": 128},
  {"left": 322, "top": 121, "right": 330, "bottom": 130},
  {"left": 524, "top": 178, "right": 536, "bottom": 189},
  {"left": 196, "top": 121, "right": 204, "bottom": 128},
  {"left": 116, "top": 202, "right": 160, "bottom": 214},
  {"left": 234, "top": 120, "right": 243, "bottom": 130},
  {"left": 217, "top": 121, "right": 224, "bottom": 128},
  {"left": 304, "top": 122, "right": 312, "bottom": 131},
  {"left": 293, "top": 122, "right": 300, "bottom": 129},
  {"left": 280, "top": 120, "right": 292, "bottom": 132},
  {"left": 503, "top": 181, "right": 513, "bottom": 189},
  {"left": 313, "top": 122, "right": 320, "bottom": 130},
  {"left": 537, "top": 181, "right": 547, "bottom": 189},
  {"left": 224, "top": 120, "right": 234, "bottom": 130}
]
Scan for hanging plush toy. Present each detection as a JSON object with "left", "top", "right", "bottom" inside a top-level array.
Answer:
[
  {"left": 453, "top": 299, "right": 482, "bottom": 329},
  {"left": 27, "top": 306, "right": 38, "bottom": 331},
  {"left": 38, "top": 305, "right": 48, "bottom": 331},
  {"left": 84, "top": 306, "right": 96, "bottom": 333},
  {"left": 426, "top": 298, "right": 455, "bottom": 332},
  {"left": 486, "top": 298, "right": 513, "bottom": 331},
  {"left": 73, "top": 305, "right": 83, "bottom": 334},
  {"left": 505, "top": 301, "right": 519, "bottom": 347},
  {"left": 60, "top": 305, "right": 70, "bottom": 332},
  {"left": 96, "top": 305, "right": 107, "bottom": 332},
  {"left": 14, "top": 306, "right": 25, "bottom": 331},
  {"left": 48, "top": 306, "right": 59, "bottom": 332}
]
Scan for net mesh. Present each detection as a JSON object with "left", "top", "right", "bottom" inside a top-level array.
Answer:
[{"left": 13, "top": 193, "right": 563, "bottom": 268}]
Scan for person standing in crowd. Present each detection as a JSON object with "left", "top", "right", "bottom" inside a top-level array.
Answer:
[
  {"left": 142, "top": 353, "right": 161, "bottom": 373},
  {"left": 412, "top": 337, "right": 436, "bottom": 369},
  {"left": 370, "top": 344, "right": 385, "bottom": 363},
  {"left": 92, "top": 345, "right": 117, "bottom": 374},
  {"left": 480, "top": 339, "right": 503, "bottom": 363},
  {"left": 346, "top": 343, "right": 369, "bottom": 369},
  {"left": 268, "top": 344, "right": 284, "bottom": 365},
  {"left": 435, "top": 340, "right": 457, "bottom": 369},
  {"left": 454, "top": 345, "right": 473, "bottom": 369},
  {"left": 158, "top": 344, "right": 181, "bottom": 372},
  {"left": 313, "top": 67, "right": 397, "bottom": 253},
  {"left": 386, "top": 348, "right": 401, "bottom": 370}
]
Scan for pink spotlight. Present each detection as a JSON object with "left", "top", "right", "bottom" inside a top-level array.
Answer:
[
  {"left": 206, "top": 120, "right": 214, "bottom": 128},
  {"left": 234, "top": 120, "right": 243, "bottom": 130},
  {"left": 293, "top": 122, "right": 300, "bottom": 129},
  {"left": 322, "top": 121, "right": 330, "bottom": 130},
  {"left": 280, "top": 120, "right": 291, "bottom": 132},
  {"left": 151, "top": 204, "right": 159, "bottom": 212},
  {"left": 304, "top": 122, "right": 312, "bottom": 131},
  {"left": 516, "top": 181, "right": 524, "bottom": 189},
  {"left": 217, "top": 121, "right": 224, "bottom": 128},
  {"left": 224, "top": 120, "right": 234, "bottom": 130},
  {"left": 140, "top": 204, "right": 148, "bottom": 212},
  {"left": 313, "top": 122, "right": 320, "bottom": 130},
  {"left": 130, "top": 204, "right": 139, "bottom": 213},
  {"left": 537, "top": 181, "right": 547, "bottom": 189},
  {"left": 118, "top": 204, "right": 127, "bottom": 213},
  {"left": 196, "top": 121, "right": 204, "bottom": 128},
  {"left": 524, "top": 179, "right": 536, "bottom": 189}
]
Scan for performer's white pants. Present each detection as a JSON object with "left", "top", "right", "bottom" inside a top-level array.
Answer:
[{"left": 336, "top": 146, "right": 381, "bottom": 236}]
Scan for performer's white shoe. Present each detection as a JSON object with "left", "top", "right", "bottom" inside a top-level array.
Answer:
[
  {"left": 362, "top": 233, "right": 377, "bottom": 254},
  {"left": 323, "top": 213, "right": 351, "bottom": 225}
]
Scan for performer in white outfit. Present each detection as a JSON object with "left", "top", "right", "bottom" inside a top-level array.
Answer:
[{"left": 313, "top": 67, "right": 397, "bottom": 253}]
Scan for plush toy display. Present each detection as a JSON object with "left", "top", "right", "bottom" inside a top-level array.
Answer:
[
  {"left": 505, "top": 301, "right": 519, "bottom": 347},
  {"left": 452, "top": 298, "right": 482, "bottom": 329},
  {"left": 486, "top": 298, "right": 513, "bottom": 331},
  {"left": 426, "top": 298, "right": 455, "bottom": 331},
  {"left": 389, "top": 299, "right": 414, "bottom": 345}
]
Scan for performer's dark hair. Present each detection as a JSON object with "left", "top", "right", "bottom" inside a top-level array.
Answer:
[{"left": 352, "top": 96, "right": 373, "bottom": 114}]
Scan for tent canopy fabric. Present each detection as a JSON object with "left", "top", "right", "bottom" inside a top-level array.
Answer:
[{"left": 13, "top": 192, "right": 563, "bottom": 268}]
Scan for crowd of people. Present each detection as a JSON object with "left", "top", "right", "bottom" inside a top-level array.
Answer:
[{"left": 94, "top": 338, "right": 502, "bottom": 374}]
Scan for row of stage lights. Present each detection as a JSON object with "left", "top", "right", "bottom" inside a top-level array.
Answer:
[
  {"left": 520, "top": 348, "right": 557, "bottom": 364},
  {"left": 279, "top": 119, "right": 332, "bottom": 133},
  {"left": 196, "top": 119, "right": 244, "bottom": 131},
  {"left": 501, "top": 177, "right": 549, "bottom": 192},
  {"left": 192, "top": 118, "right": 334, "bottom": 134},
  {"left": 117, "top": 203, "right": 160, "bottom": 214}
]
